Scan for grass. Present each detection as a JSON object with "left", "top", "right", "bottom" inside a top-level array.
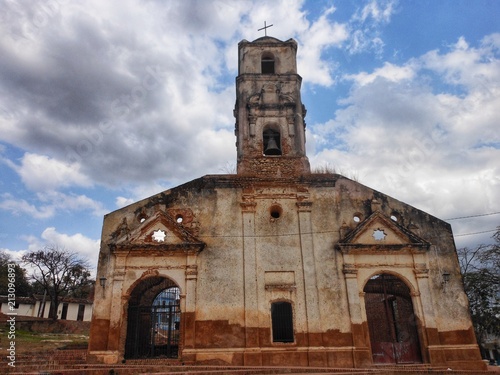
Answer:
[{"left": 1, "top": 328, "right": 89, "bottom": 353}]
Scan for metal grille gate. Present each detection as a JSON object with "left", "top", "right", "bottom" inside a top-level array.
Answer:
[{"left": 125, "top": 303, "right": 180, "bottom": 359}]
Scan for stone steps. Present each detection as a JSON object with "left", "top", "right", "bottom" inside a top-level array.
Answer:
[
  {"left": 1, "top": 349, "right": 87, "bottom": 373},
  {"left": 1, "top": 351, "right": 489, "bottom": 375},
  {"left": 5, "top": 365, "right": 487, "bottom": 375}
]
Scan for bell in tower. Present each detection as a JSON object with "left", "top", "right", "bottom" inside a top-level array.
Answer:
[
  {"left": 263, "top": 129, "right": 282, "bottom": 156},
  {"left": 234, "top": 36, "right": 310, "bottom": 177}
]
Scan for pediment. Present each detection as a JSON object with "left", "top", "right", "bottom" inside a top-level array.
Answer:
[
  {"left": 110, "top": 210, "right": 205, "bottom": 254},
  {"left": 338, "top": 211, "right": 429, "bottom": 252}
]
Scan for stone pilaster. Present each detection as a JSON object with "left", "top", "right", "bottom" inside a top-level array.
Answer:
[
  {"left": 241, "top": 198, "right": 260, "bottom": 352},
  {"left": 184, "top": 254, "right": 198, "bottom": 349},
  {"left": 297, "top": 200, "right": 322, "bottom": 346}
]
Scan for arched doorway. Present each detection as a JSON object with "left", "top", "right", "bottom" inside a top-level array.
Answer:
[
  {"left": 364, "top": 273, "right": 422, "bottom": 364},
  {"left": 125, "top": 277, "right": 181, "bottom": 359}
]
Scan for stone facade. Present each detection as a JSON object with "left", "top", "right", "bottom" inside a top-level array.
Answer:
[{"left": 88, "top": 37, "right": 485, "bottom": 370}]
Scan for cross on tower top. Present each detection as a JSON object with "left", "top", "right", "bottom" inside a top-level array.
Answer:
[{"left": 258, "top": 21, "right": 273, "bottom": 36}]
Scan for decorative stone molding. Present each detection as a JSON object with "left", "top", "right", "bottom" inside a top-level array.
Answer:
[
  {"left": 141, "top": 268, "right": 160, "bottom": 278},
  {"left": 186, "top": 265, "right": 198, "bottom": 279},
  {"left": 343, "top": 263, "right": 358, "bottom": 276},
  {"left": 414, "top": 264, "right": 429, "bottom": 278},
  {"left": 265, "top": 284, "right": 297, "bottom": 291},
  {"left": 296, "top": 201, "right": 313, "bottom": 212},
  {"left": 113, "top": 271, "right": 126, "bottom": 280},
  {"left": 124, "top": 265, "right": 186, "bottom": 270},
  {"left": 240, "top": 201, "right": 257, "bottom": 212}
]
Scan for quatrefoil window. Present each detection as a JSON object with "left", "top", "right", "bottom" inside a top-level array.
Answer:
[
  {"left": 152, "top": 229, "right": 166, "bottom": 242},
  {"left": 372, "top": 229, "right": 386, "bottom": 241}
]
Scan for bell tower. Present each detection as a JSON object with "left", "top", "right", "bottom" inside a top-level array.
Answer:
[{"left": 234, "top": 37, "right": 310, "bottom": 177}]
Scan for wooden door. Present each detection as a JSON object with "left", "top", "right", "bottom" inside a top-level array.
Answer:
[{"left": 364, "top": 274, "right": 422, "bottom": 364}]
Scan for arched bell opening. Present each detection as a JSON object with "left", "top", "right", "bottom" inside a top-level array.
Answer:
[
  {"left": 263, "top": 127, "right": 282, "bottom": 156},
  {"left": 363, "top": 273, "right": 422, "bottom": 365},
  {"left": 124, "top": 276, "right": 181, "bottom": 359}
]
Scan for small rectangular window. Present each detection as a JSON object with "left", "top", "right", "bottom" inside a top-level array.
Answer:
[
  {"left": 261, "top": 60, "right": 275, "bottom": 74},
  {"left": 61, "top": 303, "right": 69, "bottom": 320},
  {"left": 271, "top": 302, "right": 294, "bottom": 342},
  {"left": 77, "top": 304, "right": 85, "bottom": 321}
]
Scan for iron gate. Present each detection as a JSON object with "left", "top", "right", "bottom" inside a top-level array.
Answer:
[{"left": 125, "top": 303, "right": 181, "bottom": 359}]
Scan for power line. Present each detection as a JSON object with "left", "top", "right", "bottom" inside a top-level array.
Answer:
[
  {"left": 193, "top": 210, "right": 500, "bottom": 240},
  {"left": 445, "top": 211, "right": 500, "bottom": 221},
  {"left": 454, "top": 229, "right": 497, "bottom": 237},
  {"left": 198, "top": 227, "right": 497, "bottom": 239}
]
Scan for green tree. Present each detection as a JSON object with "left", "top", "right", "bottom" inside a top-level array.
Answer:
[
  {"left": 22, "top": 246, "right": 93, "bottom": 320},
  {"left": 0, "top": 251, "right": 32, "bottom": 296},
  {"left": 458, "top": 227, "right": 500, "bottom": 353}
]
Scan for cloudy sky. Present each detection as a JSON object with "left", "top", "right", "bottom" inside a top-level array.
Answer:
[{"left": 1, "top": 0, "right": 499, "bottom": 271}]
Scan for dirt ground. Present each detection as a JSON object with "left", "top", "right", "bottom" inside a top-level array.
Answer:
[
  {"left": 1, "top": 315, "right": 89, "bottom": 354},
  {"left": 7, "top": 330, "right": 89, "bottom": 353}
]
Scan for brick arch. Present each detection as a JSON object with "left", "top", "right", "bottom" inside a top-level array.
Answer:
[
  {"left": 122, "top": 275, "right": 182, "bottom": 360},
  {"left": 127, "top": 275, "right": 179, "bottom": 307},
  {"left": 362, "top": 270, "right": 417, "bottom": 297}
]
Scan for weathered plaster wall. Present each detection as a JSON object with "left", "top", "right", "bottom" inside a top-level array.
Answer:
[
  {"left": 89, "top": 174, "right": 483, "bottom": 370},
  {"left": 88, "top": 34, "right": 483, "bottom": 370}
]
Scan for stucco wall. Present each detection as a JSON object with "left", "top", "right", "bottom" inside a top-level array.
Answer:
[{"left": 89, "top": 174, "right": 482, "bottom": 369}]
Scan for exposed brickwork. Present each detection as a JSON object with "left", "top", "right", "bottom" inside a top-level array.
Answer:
[{"left": 238, "top": 156, "right": 310, "bottom": 177}]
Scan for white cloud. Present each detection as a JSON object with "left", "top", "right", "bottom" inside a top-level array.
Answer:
[
  {"left": 309, "top": 35, "right": 500, "bottom": 248},
  {"left": 346, "top": 0, "right": 397, "bottom": 55},
  {"left": 357, "top": 0, "right": 397, "bottom": 24},
  {"left": 38, "top": 191, "right": 107, "bottom": 216},
  {"left": 0, "top": 0, "right": 350, "bottom": 191},
  {"left": 481, "top": 32, "right": 500, "bottom": 49},
  {"left": 419, "top": 37, "right": 500, "bottom": 149},
  {"left": 297, "top": 7, "right": 349, "bottom": 86},
  {"left": 0, "top": 194, "right": 55, "bottom": 219},
  {"left": 39, "top": 227, "right": 100, "bottom": 269},
  {"left": 422, "top": 36, "right": 500, "bottom": 89},
  {"left": 5, "top": 153, "right": 91, "bottom": 192},
  {"left": 350, "top": 30, "right": 387, "bottom": 56},
  {"left": 0, "top": 248, "right": 26, "bottom": 263},
  {"left": 2, "top": 227, "right": 99, "bottom": 273},
  {"left": 0, "top": 191, "right": 106, "bottom": 219},
  {"left": 345, "top": 61, "right": 416, "bottom": 85}
]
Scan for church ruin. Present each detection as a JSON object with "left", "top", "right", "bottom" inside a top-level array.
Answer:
[{"left": 88, "top": 36, "right": 485, "bottom": 370}]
